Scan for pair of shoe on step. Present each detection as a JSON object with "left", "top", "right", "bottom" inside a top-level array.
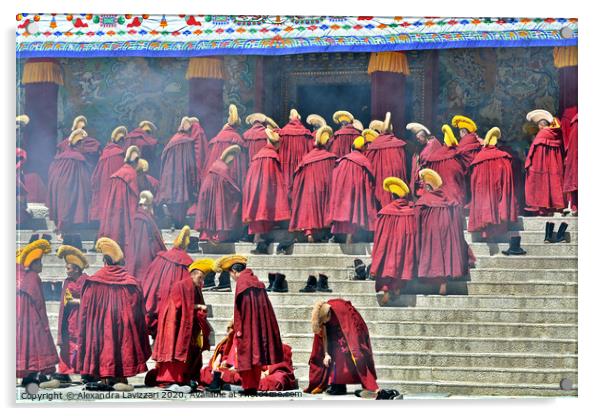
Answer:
[
  {"left": 299, "top": 274, "right": 332, "bottom": 293},
  {"left": 353, "top": 258, "right": 372, "bottom": 280},
  {"left": 202, "top": 271, "right": 231, "bottom": 292},
  {"left": 266, "top": 273, "right": 288, "bottom": 292},
  {"left": 544, "top": 221, "right": 569, "bottom": 243},
  {"left": 251, "top": 240, "right": 295, "bottom": 255}
]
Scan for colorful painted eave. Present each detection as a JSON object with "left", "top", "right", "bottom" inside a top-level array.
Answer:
[{"left": 16, "top": 14, "right": 578, "bottom": 58}]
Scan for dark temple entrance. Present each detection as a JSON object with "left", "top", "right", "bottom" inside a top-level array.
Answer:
[{"left": 296, "top": 83, "right": 371, "bottom": 127}]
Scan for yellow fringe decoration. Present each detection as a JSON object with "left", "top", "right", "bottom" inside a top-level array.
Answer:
[
  {"left": 553, "top": 46, "right": 578, "bottom": 68},
  {"left": 367, "top": 51, "right": 410, "bottom": 75},
  {"left": 22, "top": 61, "right": 64, "bottom": 85},
  {"left": 185, "top": 57, "right": 225, "bottom": 80}
]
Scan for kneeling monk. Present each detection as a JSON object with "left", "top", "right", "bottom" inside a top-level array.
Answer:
[{"left": 151, "top": 258, "right": 214, "bottom": 387}]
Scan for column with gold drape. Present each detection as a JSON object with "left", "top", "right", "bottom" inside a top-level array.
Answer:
[{"left": 186, "top": 57, "right": 225, "bottom": 139}]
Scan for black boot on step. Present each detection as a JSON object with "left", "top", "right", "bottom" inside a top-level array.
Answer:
[
  {"left": 502, "top": 236, "right": 527, "bottom": 255},
  {"left": 299, "top": 275, "right": 317, "bottom": 293},
  {"left": 251, "top": 241, "right": 270, "bottom": 255},
  {"left": 317, "top": 274, "right": 333, "bottom": 292},
  {"left": 353, "top": 258, "right": 367, "bottom": 280},
  {"left": 555, "top": 222, "right": 569, "bottom": 243},
  {"left": 544, "top": 222, "right": 555, "bottom": 243},
  {"left": 213, "top": 271, "right": 231, "bottom": 292},
  {"left": 202, "top": 271, "right": 216, "bottom": 291},
  {"left": 187, "top": 236, "right": 200, "bottom": 253},
  {"left": 276, "top": 239, "right": 295, "bottom": 255},
  {"left": 272, "top": 273, "right": 289, "bottom": 293},
  {"left": 266, "top": 273, "right": 276, "bottom": 292},
  {"left": 206, "top": 371, "right": 222, "bottom": 393},
  {"left": 326, "top": 384, "right": 347, "bottom": 395}
]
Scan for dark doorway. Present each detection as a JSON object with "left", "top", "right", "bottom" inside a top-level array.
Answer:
[{"left": 296, "top": 83, "right": 371, "bottom": 127}]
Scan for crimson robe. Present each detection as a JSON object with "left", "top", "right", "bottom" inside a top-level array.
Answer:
[
  {"left": 194, "top": 159, "right": 242, "bottom": 242},
  {"left": 456, "top": 132, "right": 482, "bottom": 166},
  {"left": 329, "top": 151, "right": 378, "bottom": 234},
  {"left": 305, "top": 299, "right": 378, "bottom": 393},
  {"left": 138, "top": 172, "right": 159, "bottom": 196},
  {"left": 278, "top": 119, "right": 314, "bottom": 190},
  {"left": 47, "top": 148, "right": 92, "bottom": 232},
  {"left": 258, "top": 344, "right": 297, "bottom": 391},
  {"left": 125, "top": 208, "right": 166, "bottom": 281},
  {"left": 190, "top": 120, "right": 210, "bottom": 181},
  {"left": 328, "top": 124, "right": 362, "bottom": 158},
  {"left": 78, "top": 265, "right": 151, "bottom": 378},
  {"left": 124, "top": 127, "right": 159, "bottom": 174},
  {"left": 153, "top": 277, "right": 212, "bottom": 384},
  {"left": 97, "top": 163, "right": 139, "bottom": 250},
  {"left": 525, "top": 126, "right": 565, "bottom": 211},
  {"left": 371, "top": 198, "right": 418, "bottom": 293},
  {"left": 563, "top": 114, "right": 578, "bottom": 194},
  {"left": 233, "top": 269, "right": 284, "bottom": 372},
  {"left": 421, "top": 145, "right": 467, "bottom": 205},
  {"left": 57, "top": 136, "right": 101, "bottom": 168},
  {"left": 16, "top": 264, "right": 59, "bottom": 377},
  {"left": 364, "top": 133, "right": 408, "bottom": 208},
  {"left": 89, "top": 142, "right": 125, "bottom": 221},
  {"left": 142, "top": 247, "right": 193, "bottom": 338},
  {"left": 410, "top": 139, "right": 442, "bottom": 197},
  {"left": 23, "top": 172, "right": 47, "bottom": 203},
  {"left": 205, "top": 125, "right": 248, "bottom": 189},
  {"left": 560, "top": 106, "right": 578, "bottom": 149},
  {"left": 199, "top": 331, "right": 242, "bottom": 386},
  {"left": 243, "top": 122, "right": 269, "bottom": 161},
  {"left": 57, "top": 273, "right": 89, "bottom": 374},
  {"left": 242, "top": 143, "right": 291, "bottom": 234},
  {"left": 416, "top": 189, "right": 468, "bottom": 281},
  {"left": 468, "top": 146, "right": 517, "bottom": 235},
  {"left": 289, "top": 148, "right": 337, "bottom": 233}
]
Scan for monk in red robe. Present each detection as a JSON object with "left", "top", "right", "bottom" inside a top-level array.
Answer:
[
  {"left": 416, "top": 169, "right": 469, "bottom": 295},
  {"left": 205, "top": 105, "right": 248, "bottom": 189},
  {"left": 289, "top": 126, "right": 337, "bottom": 242},
  {"left": 200, "top": 321, "right": 243, "bottom": 390},
  {"left": 56, "top": 115, "right": 101, "bottom": 168},
  {"left": 329, "top": 136, "right": 378, "bottom": 244},
  {"left": 151, "top": 259, "right": 214, "bottom": 387},
  {"left": 23, "top": 172, "right": 47, "bottom": 204},
  {"left": 278, "top": 109, "right": 314, "bottom": 191},
  {"left": 215, "top": 255, "right": 284, "bottom": 395},
  {"left": 563, "top": 113, "right": 578, "bottom": 215},
  {"left": 136, "top": 158, "right": 159, "bottom": 196},
  {"left": 242, "top": 128, "right": 291, "bottom": 253},
  {"left": 305, "top": 299, "right": 379, "bottom": 396},
  {"left": 468, "top": 127, "right": 518, "bottom": 238},
  {"left": 364, "top": 113, "right": 408, "bottom": 208},
  {"left": 16, "top": 239, "right": 59, "bottom": 386},
  {"left": 451, "top": 115, "right": 482, "bottom": 166},
  {"left": 124, "top": 120, "right": 160, "bottom": 177},
  {"left": 78, "top": 238, "right": 151, "bottom": 391},
  {"left": 258, "top": 344, "right": 297, "bottom": 391},
  {"left": 47, "top": 129, "right": 92, "bottom": 235},
  {"left": 158, "top": 117, "right": 200, "bottom": 227},
  {"left": 89, "top": 126, "right": 127, "bottom": 221},
  {"left": 189, "top": 117, "right": 210, "bottom": 182},
  {"left": 97, "top": 145, "right": 141, "bottom": 251},
  {"left": 243, "top": 113, "right": 279, "bottom": 160},
  {"left": 524, "top": 109, "right": 565, "bottom": 214},
  {"left": 405, "top": 122, "right": 442, "bottom": 197},
  {"left": 371, "top": 178, "right": 418, "bottom": 304},
  {"left": 143, "top": 227, "right": 193, "bottom": 338},
  {"left": 125, "top": 191, "right": 166, "bottom": 281},
  {"left": 329, "top": 111, "right": 363, "bottom": 158},
  {"left": 195, "top": 145, "right": 242, "bottom": 242}
]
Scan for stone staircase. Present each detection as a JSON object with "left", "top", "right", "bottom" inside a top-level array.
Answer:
[{"left": 17, "top": 215, "right": 578, "bottom": 397}]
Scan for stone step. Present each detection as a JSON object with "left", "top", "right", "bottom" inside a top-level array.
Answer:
[{"left": 465, "top": 230, "right": 577, "bottom": 244}]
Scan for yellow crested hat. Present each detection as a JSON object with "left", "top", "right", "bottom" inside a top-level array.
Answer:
[
  {"left": 178, "top": 116, "right": 192, "bottom": 131},
  {"left": 383, "top": 177, "right": 410, "bottom": 198},
  {"left": 57, "top": 245, "right": 89, "bottom": 270},
  {"left": 111, "top": 126, "right": 128, "bottom": 143},
  {"left": 227, "top": 104, "right": 240, "bottom": 126},
  {"left": 419, "top": 168, "right": 443, "bottom": 190},
  {"left": 137, "top": 158, "right": 149, "bottom": 173},
  {"left": 17, "top": 239, "right": 52, "bottom": 268},
  {"left": 315, "top": 125, "right": 333, "bottom": 146},
  {"left": 188, "top": 258, "right": 216, "bottom": 274},
  {"left": 214, "top": 254, "right": 248, "bottom": 272},
  {"left": 139, "top": 190, "right": 154, "bottom": 206},
  {"left": 289, "top": 109, "right": 301, "bottom": 121},
  {"left": 124, "top": 145, "right": 140, "bottom": 163},
  {"left": 352, "top": 119, "right": 364, "bottom": 131},
  {"left": 383, "top": 112, "right": 392, "bottom": 133},
  {"left": 246, "top": 113, "right": 267, "bottom": 126},
  {"left": 333, "top": 111, "right": 354, "bottom": 125},
  {"left": 69, "top": 128, "right": 88, "bottom": 146},
  {"left": 266, "top": 127, "right": 280, "bottom": 144},
  {"left": 352, "top": 136, "right": 366, "bottom": 151},
  {"left": 442, "top": 124, "right": 459, "bottom": 147},
  {"left": 265, "top": 116, "right": 279, "bottom": 129},
  {"left": 306, "top": 114, "right": 326, "bottom": 129},
  {"left": 526, "top": 109, "right": 554, "bottom": 124},
  {"left": 220, "top": 144, "right": 241, "bottom": 162},
  {"left": 406, "top": 122, "right": 431, "bottom": 136},
  {"left": 72, "top": 115, "right": 87, "bottom": 131},
  {"left": 369, "top": 119, "right": 384, "bottom": 133},
  {"left": 173, "top": 225, "right": 191, "bottom": 249},
  {"left": 139, "top": 120, "right": 157, "bottom": 132},
  {"left": 16, "top": 114, "right": 30, "bottom": 127},
  {"left": 451, "top": 115, "right": 477, "bottom": 133},
  {"left": 484, "top": 127, "right": 501, "bottom": 146},
  {"left": 95, "top": 237, "right": 124, "bottom": 263},
  {"left": 362, "top": 128, "right": 379, "bottom": 143}
]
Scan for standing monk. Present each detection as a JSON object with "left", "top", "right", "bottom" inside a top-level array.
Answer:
[
  {"left": 242, "top": 128, "right": 291, "bottom": 254},
  {"left": 371, "top": 178, "right": 418, "bottom": 305},
  {"left": 215, "top": 255, "right": 284, "bottom": 396},
  {"left": 468, "top": 127, "right": 518, "bottom": 239},
  {"left": 364, "top": 112, "right": 408, "bottom": 208},
  {"left": 524, "top": 109, "right": 565, "bottom": 215},
  {"left": 243, "top": 113, "right": 279, "bottom": 160},
  {"left": 16, "top": 239, "right": 59, "bottom": 386},
  {"left": 89, "top": 126, "right": 127, "bottom": 222},
  {"left": 151, "top": 259, "right": 214, "bottom": 388},
  {"left": 124, "top": 120, "right": 160, "bottom": 177},
  {"left": 289, "top": 126, "right": 337, "bottom": 242},
  {"left": 187, "top": 117, "right": 210, "bottom": 185},
  {"left": 563, "top": 114, "right": 578, "bottom": 215},
  {"left": 57, "top": 115, "right": 101, "bottom": 168},
  {"left": 416, "top": 169, "right": 469, "bottom": 295},
  {"left": 78, "top": 238, "right": 151, "bottom": 392},
  {"left": 125, "top": 191, "right": 166, "bottom": 281},
  {"left": 158, "top": 117, "right": 199, "bottom": 228},
  {"left": 278, "top": 109, "right": 314, "bottom": 191},
  {"left": 97, "top": 145, "right": 141, "bottom": 250},
  {"left": 329, "top": 136, "right": 378, "bottom": 244},
  {"left": 47, "top": 129, "right": 92, "bottom": 235},
  {"left": 329, "top": 111, "right": 363, "bottom": 158},
  {"left": 136, "top": 158, "right": 159, "bottom": 196},
  {"left": 195, "top": 145, "right": 243, "bottom": 242},
  {"left": 451, "top": 115, "right": 482, "bottom": 166},
  {"left": 406, "top": 122, "right": 441, "bottom": 197},
  {"left": 143, "top": 226, "right": 193, "bottom": 339}
]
